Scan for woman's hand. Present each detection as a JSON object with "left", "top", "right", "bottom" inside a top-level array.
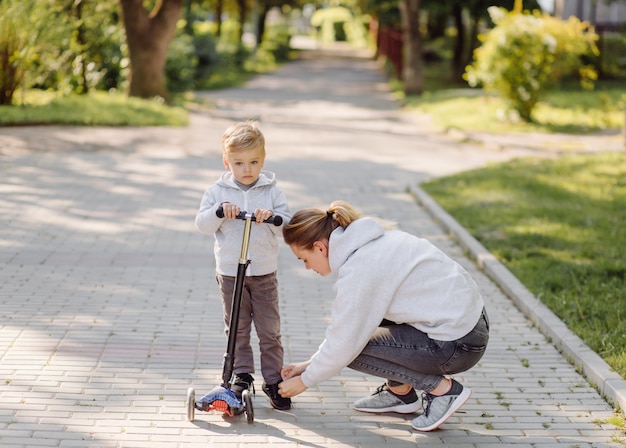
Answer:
[
  {"left": 281, "top": 360, "right": 310, "bottom": 380},
  {"left": 278, "top": 360, "right": 311, "bottom": 398},
  {"left": 278, "top": 376, "right": 307, "bottom": 398}
]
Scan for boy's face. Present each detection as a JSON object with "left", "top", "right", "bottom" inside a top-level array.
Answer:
[{"left": 223, "top": 145, "right": 265, "bottom": 186}]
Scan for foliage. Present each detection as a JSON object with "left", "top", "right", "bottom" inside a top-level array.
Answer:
[
  {"left": 363, "top": 0, "right": 400, "bottom": 28},
  {"left": 310, "top": 6, "right": 369, "bottom": 47},
  {"left": 256, "top": 24, "right": 293, "bottom": 63},
  {"left": 0, "top": 7, "right": 23, "bottom": 104},
  {"left": 166, "top": 32, "right": 199, "bottom": 93},
  {"left": 421, "top": 152, "right": 626, "bottom": 378},
  {"left": 193, "top": 18, "right": 294, "bottom": 90},
  {"left": 0, "top": 0, "right": 125, "bottom": 100},
  {"left": 0, "top": 0, "right": 54, "bottom": 105},
  {"left": 63, "top": 2, "right": 125, "bottom": 94},
  {"left": 0, "top": 90, "right": 187, "bottom": 126},
  {"left": 601, "top": 33, "right": 626, "bottom": 78},
  {"left": 191, "top": 21, "right": 220, "bottom": 84},
  {"left": 402, "top": 76, "right": 625, "bottom": 134},
  {"left": 465, "top": 7, "right": 599, "bottom": 122}
]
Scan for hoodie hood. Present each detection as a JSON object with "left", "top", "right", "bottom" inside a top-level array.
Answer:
[{"left": 328, "top": 218, "right": 384, "bottom": 274}]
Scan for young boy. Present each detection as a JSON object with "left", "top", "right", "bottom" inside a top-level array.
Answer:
[{"left": 195, "top": 121, "right": 292, "bottom": 410}]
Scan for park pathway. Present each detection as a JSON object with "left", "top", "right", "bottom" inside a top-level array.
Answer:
[{"left": 0, "top": 43, "right": 623, "bottom": 447}]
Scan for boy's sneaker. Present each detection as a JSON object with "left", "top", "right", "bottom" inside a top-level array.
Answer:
[
  {"left": 230, "top": 373, "right": 254, "bottom": 399},
  {"left": 353, "top": 383, "right": 422, "bottom": 414},
  {"left": 262, "top": 381, "right": 292, "bottom": 410},
  {"left": 411, "top": 380, "right": 471, "bottom": 432}
]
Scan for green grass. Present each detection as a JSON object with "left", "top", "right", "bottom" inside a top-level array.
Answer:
[
  {"left": 421, "top": 152, "right": 626, "bottom": 379},
  {"left": 397, "top": 61, "right": 626, "bottom": 134},
  {"left": 0, "top": 46, "right": 289, "bottom": 126},
  {"left": 0, "top": 90, "right": 189, "bottom": 126}
]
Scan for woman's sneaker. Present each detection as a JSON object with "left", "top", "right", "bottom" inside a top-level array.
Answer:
[
  {"left": 230, "top": 373, "right": 254, "bottom": 399},
  {"left": 411, "top": 379, "right": 471, "bottom": 432},
  {"left": 353, "top": 384, "right": 423, "bottom": 414},
  {"left": 262, "top": 381, "right": 292, "bottom": 410}
]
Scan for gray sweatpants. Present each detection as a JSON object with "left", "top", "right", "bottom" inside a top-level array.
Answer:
[{"left": 216, "top": 272, "right": 284, "bottom": 385}]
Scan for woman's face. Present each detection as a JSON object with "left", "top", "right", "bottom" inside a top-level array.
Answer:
[{"left": 289, "top": 241, "right": 331, "bottom": 276}]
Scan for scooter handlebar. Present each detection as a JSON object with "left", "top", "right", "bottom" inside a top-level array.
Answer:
[{"left": 216, "top": 206, "right": 283, "bottom": 226}]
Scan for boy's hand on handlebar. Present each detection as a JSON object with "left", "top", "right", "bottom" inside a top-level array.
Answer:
[
  {"left": 221, "top": 202, "right": 240, "bottom": 219},
  {"left": 253, "top": 208, "right": 273, "bottom": 225}
]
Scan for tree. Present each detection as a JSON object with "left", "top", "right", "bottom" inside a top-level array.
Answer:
[
  {"left": 399, "top": 0, "right": 423, "bottom": 95},
  {"left": 119, "top": 0, "right": 183, "bottom": 101}
]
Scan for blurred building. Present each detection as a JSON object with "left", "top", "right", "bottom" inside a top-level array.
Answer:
[{"left": 553, "top": 0, "right": 626, "bottom": 24}]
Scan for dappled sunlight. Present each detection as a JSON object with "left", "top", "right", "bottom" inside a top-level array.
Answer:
[{"left": 1, "top": 44, "right": 623, "bottom": 446}]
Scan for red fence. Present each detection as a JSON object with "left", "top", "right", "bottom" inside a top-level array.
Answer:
[{"left": 371, "top": 19, "right": 404, "bottom": 79}]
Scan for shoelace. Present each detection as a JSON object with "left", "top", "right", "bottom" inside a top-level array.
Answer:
[
  {"left": 374, "top": 384, "right": 390, "bottom": 395},
  {"left": 421, "top": 392, "right": 434, "bottom": 417}
]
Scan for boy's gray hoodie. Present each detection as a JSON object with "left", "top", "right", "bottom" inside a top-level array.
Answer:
[{"left": 195, "top": 170, "right": 291, "bottom": 276}]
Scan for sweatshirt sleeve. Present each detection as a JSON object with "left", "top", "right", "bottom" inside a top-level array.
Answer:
[
  {"left": 195, "top": 188, "right": 224, "bottom": 234},
  {"left": 300, "top": 255, "right": 401, "bottom": 388},
  {"left": 268, "top": 187, "right": 291, "bottom": 237}
]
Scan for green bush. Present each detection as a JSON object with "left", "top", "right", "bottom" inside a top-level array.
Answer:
[
  {"left": 0, "top": 14, "right": 23, "bottom": 104},
  {"left": 465, "top": 7, "right": 599, "bottom": 122},
  {"left": 166, "top": 33, "right": 198, "bottom": 93},
  {"left": 311, "top": 7, "right": 354, "bottom": 45},
  {"left": 192, "top": 22, "right": 219, "bottom": 83},
  {"left": 258, "top": 25, "right": 292, "bottom": 63}
]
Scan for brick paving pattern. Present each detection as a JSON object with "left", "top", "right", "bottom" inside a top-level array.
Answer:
[{"left": 0, "top": 46, "right": 623, "bottom": 447}]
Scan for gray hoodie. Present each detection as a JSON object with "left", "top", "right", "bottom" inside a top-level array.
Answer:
[
  {"left": 195, "top": 170, "right": 291, "bottom": 276},
  {"left": 301, "top": 217, "right": 484, "bottom": 388}
]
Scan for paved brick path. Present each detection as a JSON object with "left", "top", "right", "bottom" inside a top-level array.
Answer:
[{"left": 0, "top": 47, "right": 623, "bottom": 447}]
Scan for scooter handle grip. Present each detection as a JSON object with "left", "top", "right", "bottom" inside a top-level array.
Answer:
[{"left": 216, "top": 206, "right": 283, "bottom": 226}]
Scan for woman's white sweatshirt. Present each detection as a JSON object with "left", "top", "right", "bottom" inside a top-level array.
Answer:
[{"left": 300, "top": 217, "right": 484, "bottom": 388}]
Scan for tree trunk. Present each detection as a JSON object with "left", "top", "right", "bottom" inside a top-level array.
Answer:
[
  {"left": 399, "top": 0, "right": 423, "bottom": 95},
  {"left": 451, "top": 3, "right": 465, "bottom": 81},
  {"left": 257, "top": 4, "right": 269, "bottom": 46},
  {"left": 237, "top": 0, "right": 247, "bottom": 43},
  {"left": 215, "top": 0, "right": 223, "bottom": 37},
  {"left": 119, "top": 0, "right": 182, "bottom": 101}
]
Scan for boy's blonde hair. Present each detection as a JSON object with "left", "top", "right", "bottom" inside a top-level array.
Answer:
[{"left": 222, "top": 120, "right": 265, "bottom": 156}]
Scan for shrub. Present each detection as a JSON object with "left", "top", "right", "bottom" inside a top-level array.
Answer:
[
  {"left": 192, "top": 23, "right": 219, "bottom": 83},
  {"left": 465, "top": 7, "right": 599, "bottom": 122},
  {"left": 311, "top": 7, "right": 361, "bottom": 45},
  {"left": 0, "top": 15, "right": 23, "bottom": 105},
  {"left": 166, "top": 33, "right": 198, "bottom": 93},
  {"left": 258, "top": 24, "right": 292, "bottom": 63}
]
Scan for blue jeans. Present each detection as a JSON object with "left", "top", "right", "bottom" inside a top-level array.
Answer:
[{"left": 347, "top": 308, "right": 489, "bottom": 393}]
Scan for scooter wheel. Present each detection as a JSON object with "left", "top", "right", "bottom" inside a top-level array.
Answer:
[
  {"left": 242, "top": 389, "right": 254, "bottom": 423},
  {"left": 186, "top": 387, "right": 195, "bottom": 422}
]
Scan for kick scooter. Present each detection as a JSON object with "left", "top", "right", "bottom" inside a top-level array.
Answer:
[{"left": 186, "top": 206, "right": 283, "bottom": 423}]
